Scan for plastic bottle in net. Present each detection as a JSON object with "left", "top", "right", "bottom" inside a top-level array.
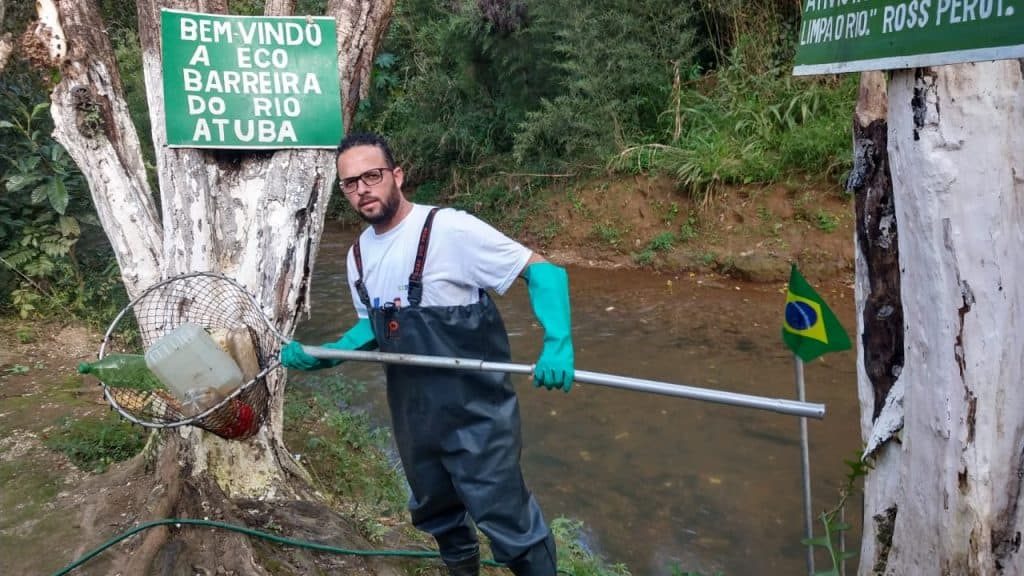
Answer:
[{"left": 78, "top": 354, "right": 167, "bottom": 391}]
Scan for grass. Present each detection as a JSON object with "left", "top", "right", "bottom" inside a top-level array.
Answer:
[
  {"left": 633, "top": 249, "right": 655, "bottom": 266},
  {"left": 0, "top": 461, "right": 62, "bottom": 528},
  {"left": 15, "top": 325, "right": 35, "bottom": 343},
  {"left": 611, "top": 70, "right": 857, "bottom": 207},
  {"left": 649, "top": 231, "right": 675, "bottom": 252},
  {"left": 44, "top": 413, "right": 146, "bottom": 473},
  {"left": 678, "top": 212, "right": 699, "bottom": 242},
  {"left": 592, "top": 222, "right": 625, "bottom": 249},
  {"left": 283, "top": 374, "right": 406, "bottom": 542},
  {"left": 551, "top": 517, "right": 631, "bottom": 576},
  {"left": 814, "top": 210, "right": 839, "bottom": 233}
]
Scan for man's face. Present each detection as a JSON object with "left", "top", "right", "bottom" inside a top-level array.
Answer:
[{"left": 337, "top": 145, "right": 405, "bottom": 226}]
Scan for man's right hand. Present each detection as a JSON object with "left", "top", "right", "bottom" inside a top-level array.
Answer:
[
  {"left": 280, "top": 319, "right": 378, "bottom": 371},
  {"left": 280, "top": 341, "right": 320, "bottom": 370}
]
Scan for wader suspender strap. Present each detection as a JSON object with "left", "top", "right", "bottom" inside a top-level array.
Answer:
[
  {"left": 350, "top": 207, "right": 441, "bottom": 309},
  {"left": 352, "top": 242, "right": 371, "bottom": 309},
  {"left": 407, "top": 207, "right": 441, "bottom": 307}
]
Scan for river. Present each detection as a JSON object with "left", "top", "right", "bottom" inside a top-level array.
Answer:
[{"left": 290, "top": 226, "right": 863, "bottom": 576}]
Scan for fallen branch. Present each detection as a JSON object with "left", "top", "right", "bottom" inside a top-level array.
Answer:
[{"left": 496, "top": 171, "right": 576, "bottom": 178}]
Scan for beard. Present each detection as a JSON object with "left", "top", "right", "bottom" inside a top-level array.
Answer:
[{"left": 357, "top": 187, "right": 402, "bottom": 225}]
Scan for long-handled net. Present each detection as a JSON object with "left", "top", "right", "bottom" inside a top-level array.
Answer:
[{"left": 96, "top": 272, "right": 285, "bottom": 440}]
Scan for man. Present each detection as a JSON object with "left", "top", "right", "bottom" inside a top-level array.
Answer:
[{"left": 280, "top": 132, "right": 574, "bottom": 576}]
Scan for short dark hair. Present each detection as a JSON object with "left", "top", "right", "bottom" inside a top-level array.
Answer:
[{"left": 336, "top": 132, "right": 396, "bottom": 168}]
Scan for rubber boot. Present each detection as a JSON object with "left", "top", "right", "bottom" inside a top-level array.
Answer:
[
  {"left": 505, "top": 532, "right": 557, "bottom": 576},
  {"left": 444, "top": 552, "right": 480, "bottom": 576}
]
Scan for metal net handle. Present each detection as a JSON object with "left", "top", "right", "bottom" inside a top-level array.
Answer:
[{"left": 97, "top": 271, "right": 290, "bottom": 429}]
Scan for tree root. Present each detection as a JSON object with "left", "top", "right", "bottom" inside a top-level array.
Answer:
[
  {"left": 120, "top": 434, "right": 182, "bottom": 576},
  {"left": 66, "top": 430, "right": 412, "bottom": 576}
]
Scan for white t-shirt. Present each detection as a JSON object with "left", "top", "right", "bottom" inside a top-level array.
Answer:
[{"left": 346, "top": 204, "right": 533, "bottom": 319}]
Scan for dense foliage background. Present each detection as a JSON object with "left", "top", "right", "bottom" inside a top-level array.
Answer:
[{"left": 0, "top": 0, "right": 856, "bottom": 320}]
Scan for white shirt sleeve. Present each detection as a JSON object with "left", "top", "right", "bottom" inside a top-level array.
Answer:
[{"left": 445, "top": 209, "right": 532, "bottom": 295}]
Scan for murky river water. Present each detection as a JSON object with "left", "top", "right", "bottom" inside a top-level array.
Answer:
[{"left": 291, "top": 226, "right": 862, "bottom": 576}]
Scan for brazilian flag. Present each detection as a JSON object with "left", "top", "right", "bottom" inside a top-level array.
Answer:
[{"left": 782, "top": 265, "right": 851, "bottom": 362}]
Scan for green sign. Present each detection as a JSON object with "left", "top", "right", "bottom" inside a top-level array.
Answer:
[
  {"left": 793, "top": 0, "right": 1024, "bottom": 75},
  {"left": 161, "top": 9, "right": 343, "bottom": 149}
]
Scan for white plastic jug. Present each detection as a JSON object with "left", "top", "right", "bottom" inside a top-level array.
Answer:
[{"left": 145, "top": 323, "right": 244, "bottom": 415}]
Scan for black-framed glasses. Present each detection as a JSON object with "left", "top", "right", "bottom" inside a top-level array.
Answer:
[{"left": 339, "top": 167, "right": 394, "bottom": 195}]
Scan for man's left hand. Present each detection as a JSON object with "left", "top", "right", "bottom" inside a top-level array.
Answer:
[
  {"left": 533, "top": 342, "right": 574, "bottom": 392},
  {"left": 525, "top": 261, "right": 575, "bottom": 393}
]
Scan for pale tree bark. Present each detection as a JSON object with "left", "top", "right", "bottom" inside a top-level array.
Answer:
[
  {"left": 32, "top": 0, "right": 397, "bottom": 573},
  {"left": 857, "top": 61, "right": 1024, "bottom": 574},
  {"left": 0, "top": 0, "right": 12, "bottom": 71},
  {"left": 328, "top": 0, "right": 395, "bottom": 127},
  {"left": 849, "top": 70, "right": 905, "bottom": 574}
]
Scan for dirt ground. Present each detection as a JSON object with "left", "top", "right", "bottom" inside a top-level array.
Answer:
[
  {"left": 0, "top": 320, "right": 141, "bottom": 576},
  {"left": 513, "top": 173, "right": 853, "bottom": 283},
  {"left": 0, "top": 177, "right": 856, "bottom": 575},
  {"left": 0, "top": 320, "right": 420, "bottom": 576}
]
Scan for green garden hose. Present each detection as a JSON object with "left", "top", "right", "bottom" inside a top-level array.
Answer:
[{"left": 50, "top": 518, "right": 573, "bottom": 576}]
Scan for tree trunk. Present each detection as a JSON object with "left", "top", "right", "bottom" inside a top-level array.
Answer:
[
  {"left": 850, "top": 69, "right": 905, "bottom": 574},
  {"left": 0, "top": 0, "right": 11, "bottom": 72},
  {"left": 35, "top": 0, "right": 397, "bottom": 573},
  {"left": 858, "top": 61, "right": 1024, "bottom": 574},
  {"left": 328, "top": 0, "right": 394, "bottom": 128}
]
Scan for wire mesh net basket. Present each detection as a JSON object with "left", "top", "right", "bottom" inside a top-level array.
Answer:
[{"left": 97, "top": 272, "right": 284, "bottom": 440}]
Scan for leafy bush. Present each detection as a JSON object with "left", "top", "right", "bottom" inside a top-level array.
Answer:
[
  {"left": 359, "top": 0, "right": 853, "bottom": 212},
  {"left": 613, "top": 69, "right": 856, "bottom": 204},
  {"left": 648, "top": 231, "right": 676, "bottom": 252},
  {"left": 0, "top": 68, "right": 128, "bottom": 322},
  {"left": 360, "top": 0, "right": 554, "bottom": 184},
  {"left": 513, "top": 0, "right": 699, "bottom": 166}
]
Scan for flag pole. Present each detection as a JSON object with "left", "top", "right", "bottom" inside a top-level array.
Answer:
[{"left": 794, "top": 354, "right": 814, "bottom": 575}]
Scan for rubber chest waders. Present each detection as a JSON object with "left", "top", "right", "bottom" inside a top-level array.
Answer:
[{"left": 352, "top": 208, "right": 557, "bottom": 576}]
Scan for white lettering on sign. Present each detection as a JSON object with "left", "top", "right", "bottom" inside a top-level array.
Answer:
[
  {"left": 936, "top": 0, "right": 1007, "bottom": 24},
  {"left": 882, "top": 0, "right": 932, "bottom": 32},
  {"left": 191, "top": 118, "right": 298, "bottom": 144},
  {"left": 236, "top": 47, "right": 289, "bottom": 69},
  {"left": 188, "top": 45, "right": 210, "bottom": 66},
  {"left": 800, "top": 9, "right": 873, "bottom": 43},
  {"left": 182, "top": 69, "right": 314, "bottom": 95},
  {"left": 800, "top": 0, "right": 1016, "bottom": 46},
  {"left": 253, "top": 96, "right": 302, "bottom": 117},
  {"left": 166, "top": 12, "right": 340, "bottom": 147},
  {"left": 180, "top": 17, "right": 322, "bottom": 46}
]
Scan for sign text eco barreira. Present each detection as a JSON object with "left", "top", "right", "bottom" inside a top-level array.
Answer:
[
  {"left": 161, "top": 10, "right": 343, "bottom": 148},
  {"left": 793, "top": 0, "right": 1024, "bottom": 75}
]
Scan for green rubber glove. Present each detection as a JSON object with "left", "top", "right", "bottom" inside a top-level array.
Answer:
[
  {"left": 280, "top": 318, "right": 377, "bottom": 371},
  {"left": 525, "top": 262, "right": 575, "bottom": 392}
]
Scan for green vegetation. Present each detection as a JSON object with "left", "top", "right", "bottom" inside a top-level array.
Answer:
[
  {"left": 2, "top": 2, "right": 859, "bottom": 572},
  {"left": 551, "top": 518, "right": 631, "bottom": 576},
  {"left": 814, "top": 210, "right": 840, "bottom": 233},
  {"left": 283, "top": 374, "right": 406, "bottom": 542},
  {"left": 0, "top": 67, "right": 130, "bottom": 325},
  {"left": 44, "top": 413, "right": 147, "bottom": 473},
  {"left": 1, "top": 0, "right": 855, "bottom": 319},
  {"left": 354, "top": 0, "right": 855, "bottom": 227},
  {"left": 802, "top": 455, "right": 870, "bottom": 576}
]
